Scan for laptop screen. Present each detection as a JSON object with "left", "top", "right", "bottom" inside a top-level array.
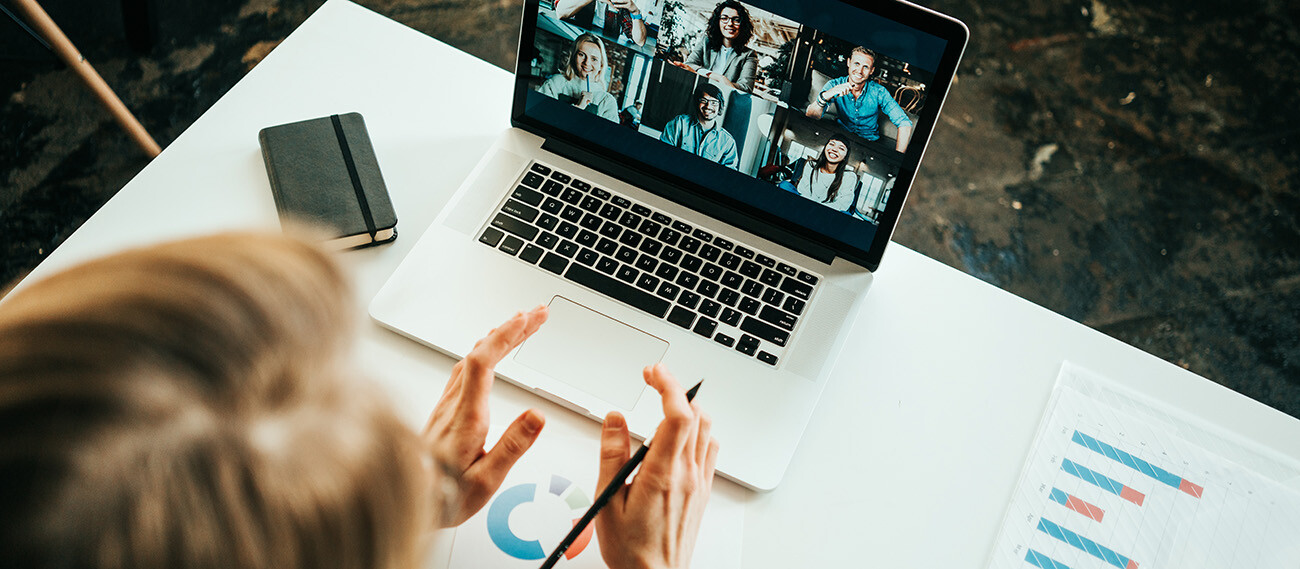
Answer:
[{"left": 513, "top": 0, "right": 967, "bottom": 270}]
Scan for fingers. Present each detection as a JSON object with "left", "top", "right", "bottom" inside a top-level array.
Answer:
[
  {"left": 598, "top": 411, "right": 633, "bottom": 493},
  {"left": 458, "top": 305, "right": 548, "bottom": 406},
  {"left": 644, "top": 364, "right": 699, "bottom": 466},
  {"left": 474, "top": 408, "right": 546, "bottom": 490},
  {"left": 694, "top": 406, "right": 712, "bottom": 466}
]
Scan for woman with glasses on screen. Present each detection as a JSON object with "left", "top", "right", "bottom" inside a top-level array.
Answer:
[
  {"left": 671, "top": 0, "right": 757, "bottom": 92},
  {"left": 537, "top": 33, "right": 620, "bottom": 122}
]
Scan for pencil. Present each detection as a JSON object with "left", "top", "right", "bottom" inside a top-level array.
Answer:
[{"left": 538, "top": 380, "right": 704, "bottom": 568}]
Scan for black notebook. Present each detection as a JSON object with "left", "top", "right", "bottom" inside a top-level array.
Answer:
[{"left": 258, "top": 113, "right": 397, "bottom": 249}]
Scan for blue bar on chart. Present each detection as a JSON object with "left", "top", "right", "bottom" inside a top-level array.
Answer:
[
  {"left": 1025, "top": 548, "right": 1075, "bottom": 569},
  {"left": 1037, "top": 517, "right": 1138, "bottom": 569},
  {"left": 1071, "top": 431, "right": 1204, "bottom": 498},
  {"left": 1060, "top": 458, "right": 1146, "bottom": 506}
]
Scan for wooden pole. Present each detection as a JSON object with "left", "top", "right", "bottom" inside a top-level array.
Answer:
[{"left": 11, "top": 0, "right": 163, "bottom": 158}]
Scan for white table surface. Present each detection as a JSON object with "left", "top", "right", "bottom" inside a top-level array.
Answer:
[{"left": 14, "top": 1, "right": 1300, "bottom": 567}]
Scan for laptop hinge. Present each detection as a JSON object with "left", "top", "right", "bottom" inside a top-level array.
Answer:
[{"left": 540, "top": 137, "right": 838, "bottom": 265}]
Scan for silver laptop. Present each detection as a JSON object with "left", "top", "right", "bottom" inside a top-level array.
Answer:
[{"left": 372, "top": 0, "right": 967, "bottom": 490}]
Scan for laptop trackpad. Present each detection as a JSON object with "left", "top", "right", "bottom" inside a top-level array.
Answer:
[{"left": 515, "top": 296, "right": 667, "bottom": 410}]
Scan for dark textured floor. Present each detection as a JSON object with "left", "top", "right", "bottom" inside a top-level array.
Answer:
[{"left": 2, "top": 0, "right": 1297, "bottom": 416}]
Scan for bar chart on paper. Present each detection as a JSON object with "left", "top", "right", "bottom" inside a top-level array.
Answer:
[{"left": 987, "top": 364, "right": 1300, "bottom": 569}]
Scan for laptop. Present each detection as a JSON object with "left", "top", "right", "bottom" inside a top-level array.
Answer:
[{"left": 371, "top": 0, "right": 967, "bottom": 490}]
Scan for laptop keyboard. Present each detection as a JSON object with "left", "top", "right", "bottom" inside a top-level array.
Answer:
[{"left": 477, "top": 161, "right": 821, "bottom": 367}]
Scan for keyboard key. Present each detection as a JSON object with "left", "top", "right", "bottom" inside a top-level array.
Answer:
[
  {"left": 780, "top": 277, "right": 813, "bottom": 300},
  {"left": 651, "top": 212, "right": 672, "bottom": 225},
  {"left": 718, "top": 289, "right": 739, "bottom": 306},
  {"left": 756, "top": 254, "right": 776, "bottom": 267},
  {"left": 520, "top": 244, "right": 544, "bottom": 264},
  {"left": 479, "top": 227, "right": 504, "bottom": 247},
  {"left": 660, "top": 247, "right": 683, "bottom": 264},
  {"left": 599, "top": 221, "right": 622, "bottom": 239},
  {"left": 659, "top": 228, "right": 682, "bottom": 246},
  {"left": 597, "top": 256, "right": 618, "bottom": 275},
  {"left": 692, "top": 228, "right": 713, "bottom": 242},
  {"left": 540, "top": 252, "right": 568, "bottom": 274},
  {"left": 541, "top": 197, "right": 564, "bottom": 214},
  {"left": 500, "top": 235, "right": 524, "bottom": 255},
  {"left": 596, "top": 237, "right": 618, "bottom": 255},
  {"left": 718, "top": 252, "right": 739, "bottom": 269},
  {"left": 798, "top": 271, "right": 819, "bottom": 285},
  {"left": 714, "top": 333, "right": 735, "bottom": 347},
  {"left": 632, "top": 204, "right": 653, "bottom": 217},
  {"left": 672, "top": 220, "right": 692, "bottom": 233},
  {"left": 776, "top": 262, "right": 797, "bottom": 276},
  {"left": 734, "top": 246, "right": 755, "bottom": 259},
  {"left": 736, "top": 338, "right": 758, "bottom": 356},
  {"left": 757, "top": 351, "right": 779, "bottom": 366},
  {"left": 512, "top": 186, "right": 544, "bottom": 206},
  {"left": 612, "top": 196, "right": 633, "bottom": 208},
  {"left": 577, "top": 229, "right": 598, "bottom": 247},
  {"left": 679, "top": 236, "right": 701, "bottom": 254},
  {"left": 740, "top": 261, "right": 762, "bottom": 279},
  {"left": 783, "top": 296, "right": 807, "bottom": 315},
  {"left": 599, "top": 203, "right": 621, "bottom": 221},
  {"left": 739, "top": 296, "right": 761, "bottom": 315},
  {"left": 529, "top": 163, "right": 551, "bottom": 175},
  {"left": 580, "top": 195, "right": 601, "bottom": 213},
  {"left": 570, "top": 178, "right": 591, "bottom": 191},
  {"left": 720, "top": 308, "right": 742, "bottom": 326},
  {"left": 557, "top": 222, "right": 578, "bottom": 239},
  {"left": 561, "top": 205, "right": 583, "bottom": 222},
  {"left": 760, "top": 268, "right": 783, "bottom": 286},
  {"left": 657, "top": 282, "right": 680, "bottom": 301},
  {"left": 678, "top": 290, "right": 701, "bottom": 309},
  {"left": 713, "top": 237, "right": 734, "bottom": 250},
  {"left": 541, "top": 180, "right": 565, "bottom": 196},
  {"left": 635, "top": 254, "right": 658, "bottom": 272},
  {"left": 616, "top": 246, "right": 638, "bottom": 263},
  {"left": 619, "top": 211, "right": 642, "bottom": 229},
  {"left": 701, "top": 263, "right": 723, "bottom": 281},
  {"left": 721, "top": 271, "right": 744, "bottom": 289},
  {"left": 759, "top": 305, "right": 797, "bottom": 331},
  {"left": 741, "top": 317, "right": 789, "bottom": 346},
  {"left": 565, "top": 264, "right": 669, "bottom": 319},
  {"left": 522, "top": 172, "right": 545, "bottom": 188},
  {"left": 699, "top": 299, "right": 721, "bottom": 317},
  {"left": 502, "top": 199, "right": 539, "bottom": 222},
  {"left": 618, "top": 230, "right": 642, "bottom": 247},
  {"left": 549, "top": 171, "right": 571, "bottom": 183},
  {"left": 616, "top": 265, "right": 638, "bottom": 283},
  {"left": 537, "top": 214, "right": 559, "bottom": 230},
  {"left": 636, "top": 273, "right": 660, "bottom": 292},
  {"left": 698, "top": 280, "right": 720, "bottom": 299},
  {"left": 667, "top": 306, "right": 695, "bottom": 328},
  {"left": 581, "top": 214, "right": 603, "bottom": 231},
  {"left": 638, "top": 219, "right": 662, "bottom": 237},
  {"left": 762, "top": 287, "right": 785, "bottom": 306},
  {"left": 491, "top": 213, "right": 539, "bottom": 241},
  {"left": 680, "top": 255, "right": 703, "bottom": 272},
  {"left": 591, "top": 187, "right": 612, "bottom": 200},
  {"left": 675, "top": 272, "right": 699, "bottom": 289},
  {"left": 557, "top": 240, "right": 579, "bottom": 258},
  {"left": 655, "top": 264, "right": 679, "bottom": 281},
  {"left": 561, "top": 188, "right": 583, "bottom": 205},
  {"left": 741, "top": 279, "right": 764, "bottom": 298},
  {"left": 700, "top": 244, "right": 721, "bottom": 262},
  {"left": 693, "top": 318, "right": 717, "bottom": 338},
  {"left": 577, "top": 248, "right": 598, "bottom": 266}
]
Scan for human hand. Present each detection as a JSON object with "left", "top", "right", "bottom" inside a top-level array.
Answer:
[
  {"left": 423, "top": 305, "right": 549, "bottom": 527},
  {"left": 595, "top": 364, "right": 719, "bottom": 569},
  {"left": 611, "top": 0, "right": 639, "bottom": 13},
  {"left": 823, "top": 82, "right": 853, "bottom": 100},
  {"left": 670, "top": 61, "right": 697, "bottom": 73},
  {"left": 576, "top": 92, "right": 595, "bottom": 109}
]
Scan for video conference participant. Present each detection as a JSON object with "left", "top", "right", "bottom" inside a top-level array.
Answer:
[
  {"left": 660, "top": 83, "right": 738, "bottom": 169},
  {"left": 671, "top": 0, "right": 757, "bottom": 92},
  {"left": 537, "top": 33, "right": 620, "bottom": 122},
  {"left": 806, "top": 47, "right": 914, "bottom": 153},
  {"left": 782, "top": 134, "right": 858, "bottom": 212},
  {"left": 556, "top": 0, "right": 650, "bottom": 47}
]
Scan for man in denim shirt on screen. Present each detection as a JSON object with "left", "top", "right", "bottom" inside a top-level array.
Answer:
[
  {"left": 659, "top": 84, "right": 738, "bottom": 169},
  {"left": 806, "top": 47, "right": 914, "bottom": 153}
]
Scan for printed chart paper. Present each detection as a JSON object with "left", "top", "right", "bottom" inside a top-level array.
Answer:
[
  {"left": 445, "top": 427, "right": 745, "bottom": 569},
  {"left": 987, "top": 363, "right": 1300, "bottom": 569}
]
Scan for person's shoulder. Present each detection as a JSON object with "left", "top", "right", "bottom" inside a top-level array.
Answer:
[{"left": 867, "top": 80, "right": 890, "bottom": 95}]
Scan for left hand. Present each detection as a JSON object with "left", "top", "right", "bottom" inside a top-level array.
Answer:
[{"left": 423, "top": 305, "right": 549, "bottom": 527}]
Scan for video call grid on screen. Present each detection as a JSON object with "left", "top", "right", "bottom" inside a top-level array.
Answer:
[{"left": 522, "top": 0, "right": 951, "bottom": 259}]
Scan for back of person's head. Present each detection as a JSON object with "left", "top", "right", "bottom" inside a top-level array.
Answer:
[{"left": 0, "top": 233, "right": 432, "bottom": 569}]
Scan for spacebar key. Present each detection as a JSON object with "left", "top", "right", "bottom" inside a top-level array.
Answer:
[{"left": 565, "top": 264, "right": 671, "bottom": 318}]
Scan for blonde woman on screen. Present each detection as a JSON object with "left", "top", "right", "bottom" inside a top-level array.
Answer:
[{"left": 537, "top": 33, "right": 620, "bottom": 122}]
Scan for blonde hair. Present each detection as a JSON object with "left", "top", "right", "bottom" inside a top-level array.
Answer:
[
  {"left": 0, "top": 233, "right": 433, "bottom": 569},
  {"left": 563, "top": 33, "right": 609, "bottom": 84}
]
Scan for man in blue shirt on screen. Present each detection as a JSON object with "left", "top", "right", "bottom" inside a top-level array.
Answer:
[
  {"left": 806, "top": 46, "right": 914, "bottom": 153},
  {"left": 659, "top": 84, "right": 738, "bottom": 169}
]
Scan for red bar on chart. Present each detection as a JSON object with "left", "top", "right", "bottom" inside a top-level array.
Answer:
[
  {"left": 1179, "top": 479, "right": 1204, "bottom": 498},
  {"left": 1120, "top": 485, "right": 1146, "bottom": 506},
  {"left": 1066, "top": 494, "right": 1105, "bottom": 522}
]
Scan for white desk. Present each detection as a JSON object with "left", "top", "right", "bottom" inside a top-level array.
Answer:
[{"left": 15, "top": 1, "right": 1300, "bottom": 567}]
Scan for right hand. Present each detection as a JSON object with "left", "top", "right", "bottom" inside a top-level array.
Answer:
[
  {"left": 576, "top": 91, "right": 595, "bottom": 109},
  {"left": 822, "top": 82, "right": 853, "bottom": 100},
  {"left": 670, "top": 60, "right": 697, "bottom": 73},
  {"left": 595, "top": 364, "right": 719, "bottom": 569}
]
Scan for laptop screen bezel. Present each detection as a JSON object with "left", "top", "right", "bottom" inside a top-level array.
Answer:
[{"left": 510, "top": 0, "right": 969, "bottom": 272}]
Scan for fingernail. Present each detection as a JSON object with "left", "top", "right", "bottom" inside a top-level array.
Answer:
[
  {"left": 605, "top": 412, "right": 625, "bottom": 429},
  {"left": 524, "top": 410, "right": 544, "bottom": 432}
]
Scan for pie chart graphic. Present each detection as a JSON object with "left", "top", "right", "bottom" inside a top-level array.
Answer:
[{"left": 485, "top": 474, "right": 596, "bottom": 560}]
